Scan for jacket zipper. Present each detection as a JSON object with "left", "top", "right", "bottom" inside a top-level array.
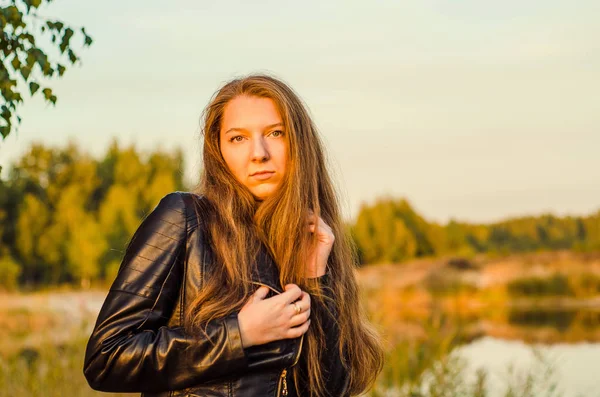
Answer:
[
  {"left": 277, "top": 368, "right": 288, "bottom": 396},
  {"left": 251, "top": 281, "right": 304, "bottom": 397}
]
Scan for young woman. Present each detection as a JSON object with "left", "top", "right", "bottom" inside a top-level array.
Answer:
[{"left": 83, "top": 74, "right": 384, "bottom": 397}]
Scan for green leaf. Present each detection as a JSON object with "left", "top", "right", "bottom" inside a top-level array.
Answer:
[
  {"left": 23, "top": 0, "right": 43, "bottom": 12},
  {"left": 20, "top": 32, "right": 36, "bottom": 45},
  {"left": 67, "top": 49, "right": 78, "bottom": 64},
  {"left": 4, "top": 6, "right": 23, "bottom": 27},
  {"left": 26, "top": 52, "right": 36, "bottom": 67},
  {"left": 59, "top": 28, "right": 74, "bottom": 53},
  {"left": 29, "top": 82, "right": 40, "bottom": 95},
  {"left": 35, "top": 51, "right": 48, "bottom": 69},
  {"left": 42, "top": 88, "right": 53, "bottom": 101},
  {"left": 0, "top": 109, "right": 9, "bottom": 121},
  {"left": 41, "top": 64, "right": 53, "bottom": 77},
  {"left": 1, "top": 106, "right": 9, "bottom": 119},
  {"left": 11, "top": 55, "right": 21, "bottom": 70},
  {"left": 20, "top": 66, "right": 32, "bottom": 80},
  {"left": 0, "top": 7, "right": 91, "bottom": 141},
  {"left": 5, "top": 77, "right": 17, "bottom": 89}
]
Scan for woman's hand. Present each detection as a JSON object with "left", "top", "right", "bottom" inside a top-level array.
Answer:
[
  {"left": 237, "top": 283, "right": 311, "bottom": 348},
  {"left": 306, "top": 209, "right": 335, "bottom": 279}
]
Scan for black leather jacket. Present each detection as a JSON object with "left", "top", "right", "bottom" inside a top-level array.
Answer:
[{"left": 83, "top": 192, "right": 350, "bottom": 397}]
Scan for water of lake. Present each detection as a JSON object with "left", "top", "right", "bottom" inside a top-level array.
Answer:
[
  {"left": 453, "top": 306, "right": 600, "bottom": 397},
  {"left": 457, "top": 337, "right": 600, "bottom": 397}
]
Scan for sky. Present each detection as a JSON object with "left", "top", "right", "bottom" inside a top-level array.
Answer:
[{"left": 1, "top": 0, "right": 599, "bottom": 224}]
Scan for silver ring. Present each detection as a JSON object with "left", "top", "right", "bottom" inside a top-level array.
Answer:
[{"left": 293, "top": 302, "right": 301, "bottom": 315}]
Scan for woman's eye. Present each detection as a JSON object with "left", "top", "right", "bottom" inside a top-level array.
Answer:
[
  {"left": 230, "top": 135, "right": 244, "bottom": 143},
  {"left": 271, "top": 130, "right": 284, "bottom": 137}
]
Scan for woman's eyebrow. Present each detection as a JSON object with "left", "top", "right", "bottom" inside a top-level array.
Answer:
[{"left": 224, "top": 122, "right": 284, "bottom": 135}]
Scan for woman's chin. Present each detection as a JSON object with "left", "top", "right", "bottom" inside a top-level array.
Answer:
[{"left": 250, "top": 185, "right": 278, "bottom": 201}]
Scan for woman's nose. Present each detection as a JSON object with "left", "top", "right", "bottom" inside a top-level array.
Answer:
[{"left": 251, "top": 136, "right": 269, "bottom": 161}]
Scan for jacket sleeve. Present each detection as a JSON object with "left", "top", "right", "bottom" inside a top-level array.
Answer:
[
  {"left": 83, "top": 192, "right": 249, "bottom": 393},
  {"left": 312, "top": 272, "right": 351, "bottom": 397}
]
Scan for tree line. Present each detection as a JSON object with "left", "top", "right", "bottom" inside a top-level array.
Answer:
[
  {"left": 0, "top": 140, "right": 184, "bottom": 289},
  {"left": 0, "top": 141, "right": 599, "bottom": 289},
  {"left": 351, "top": 197, "right": 600, "bottom": 264}
]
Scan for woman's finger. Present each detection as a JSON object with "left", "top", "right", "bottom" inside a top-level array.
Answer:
[
  {"left": 317, "top": 216, "right": 332, "bottom": 232},
  {"left": 288, "top": 292, "right": 310, "bottom": 318},
  {"left": 253, "top": 286, "right": 269, "bottom": 301},
  {"left": 286, "top": 319, "right": 311, "bottom": 339},
  {"left": 301, "top": 291, "right": 311, "bottom": 307},
  {"left": 289, "top": 307, "right": 311, "bottom": 327},
  {"left": 279, "top": 284, "right": 303, "bottom": 305},
  {"left": 307, "top": 214, "right": 332, "bottom": 233}
]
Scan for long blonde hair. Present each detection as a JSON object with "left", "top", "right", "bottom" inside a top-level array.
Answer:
[{"left": 187, "top": 73, "right": 384, "bottom": 396}]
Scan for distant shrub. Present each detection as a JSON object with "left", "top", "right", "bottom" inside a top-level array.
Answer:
[
  {"left": 507, "top": 274, "right": 574, "bottom": 297},
  {"left": 425, "top": 270, "right": 477, "bottom": 296},
  {"left": 446, "top": 257, "right": 478, "bottom": 271},
  {"left": 0, "top": 255, "right": 21, "bottom": 291},
  {"left": 577, "top": 273, "right": 600, "bottom": 296},
  {"left": 508, "top": 308, "right": 576, "bottom": 332}
]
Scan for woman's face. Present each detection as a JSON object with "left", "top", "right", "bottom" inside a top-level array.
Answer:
[{"left": 219, "top": 95, "right": 288, "bottom": 200}]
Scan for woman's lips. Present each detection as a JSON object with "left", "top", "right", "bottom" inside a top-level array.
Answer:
[{"left": 251, "top": 171, "right": 275, "bottom": 180}]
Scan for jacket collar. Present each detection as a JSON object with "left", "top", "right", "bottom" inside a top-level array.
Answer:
[{"left": 251, "top": 244, "right": 283, "bottom": 294}]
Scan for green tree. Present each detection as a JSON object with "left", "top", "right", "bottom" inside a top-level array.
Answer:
[
  {"left": 353, "top": 202, "right": 382, "bottom": 264},
  {"left": 387, "top": 218, "right": 417, "bottom": 262},
  {"left": 352, "top": 197, "right": 432, "bottom": 264},
  {"left": 98, "top": 184, "right": 141, "bottom": 280},
  {"left": 464, "top": 224, "right": 489, "bottom": 253},
  {"left": 0, "top": 248, "right": 20, "bottom": 290},
  {"left": 582, "top": 211, "right": 600, "bottom": 251},
  {"left": 1, "top": 0, "right": 93, "bottom": 139},
  {"left": 15, "top": 192, "right": 50, "bottom": 284},
  {"left": 3, "top": 140, "right": 188, "bottom": 288},
  {"left": 96, "top": 142, "right": 185, "bottom": 281},
  {"left": 142, "top": 149, "right": 185, "bottom": 211},
  {"left": 57, "top": 185, "right": 105, "bottom": 287},
  {"left": 393, "top": 198, "right": 436, "bottom": 257}
]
